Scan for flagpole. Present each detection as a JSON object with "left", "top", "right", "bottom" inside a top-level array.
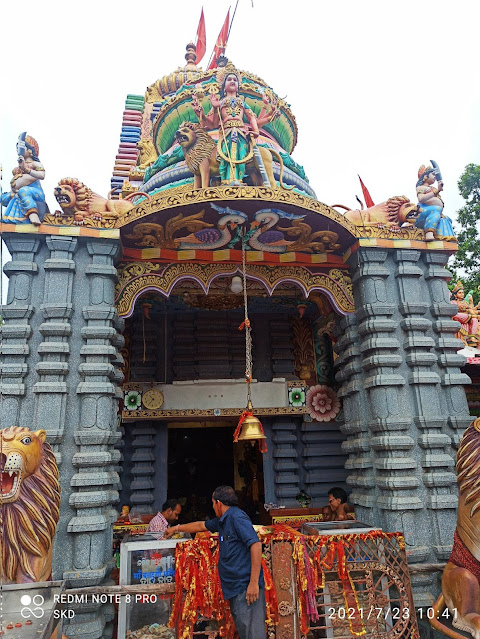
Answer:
[{"left": 226, "top": 0, "right": 240, "bottom": 48}]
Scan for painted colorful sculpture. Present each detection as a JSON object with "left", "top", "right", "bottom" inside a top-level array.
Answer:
[
  {"left": 193, "top": 63, "right": 259, "bottom": 184},
  {"left": 246, "top": 209, "right": 306, "bottom": 252},
  {"left": 431, "top": 418, "right": 480, "bottom": 639},
  {"left": 189, "top": 62, "right": 292, "bottom": 188},
  {"left": 53, "top": 177, "right": 137, "bottom": 225},
  {"left": 415, "top": 163, "right": 455, "bottom": 241},
  {"left": 136, "top": 139, "right": 158, "bottom": 170},
  {"left": 1, "top": 133, "right": 48, "bottom": 225},
  {"left": 176, "top": 205, "right": 247, "bottom": 249},
  {"left": 335, "top": 195, "right": 418, "bottom": 228},
  {"left": 451, "top": 281, "right": 480, "bottom": 349},
  {"left": 0, "top": 426, "right": 60, "bottom": 583},
  {"left": 175, "top": 121, "right": 291, "bottom": 190}
]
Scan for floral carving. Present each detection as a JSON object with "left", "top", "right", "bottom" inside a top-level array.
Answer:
[
  {"left": 279, "top": 577, "right": 291, "bottom": 590},
  {"left": 124, "top": 390, "right": 142, "bottom": 410},
  {"left": 306, "top": 384, "right": 340, "bottom": 422}
]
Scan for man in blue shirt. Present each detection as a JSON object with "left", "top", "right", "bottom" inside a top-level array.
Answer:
[{"left": 166, "top": 485, "right": 266, "bottom": 639}]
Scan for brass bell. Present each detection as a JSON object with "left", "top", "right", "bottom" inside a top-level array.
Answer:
[{"left": 237, "top": 401, "right": 266, "bottom": 445}]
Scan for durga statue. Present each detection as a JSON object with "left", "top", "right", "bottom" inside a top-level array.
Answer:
[{"left": 191, "top": 62, "right": 279, "bottom": 185}]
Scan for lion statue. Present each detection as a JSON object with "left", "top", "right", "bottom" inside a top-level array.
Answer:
[
  {"left": 53, "top": 177, "right": 136, "bottom": 225},
  {"left": 174, "top": 121, "right": 292, "bottom": 190},
  {"left": 0, "top": 426, "right": 60, "bottom": 584},
  {"left": 333, "top": 196, "right": 418, "bottom": 228},
  {"left": 430, "top": 418, "right": 480, "bottom": 639},
  {"left": 137, "top": 139, "right": 158, "bottom": 170}
]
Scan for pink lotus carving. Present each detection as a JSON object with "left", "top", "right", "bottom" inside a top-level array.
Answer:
[{"left": 306, "top": 385, "right": 340, "bottom": 422}]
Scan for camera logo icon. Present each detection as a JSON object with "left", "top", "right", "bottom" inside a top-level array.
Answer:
[{"left": 20, "top": 594, "right": 45, "bottom": 619}]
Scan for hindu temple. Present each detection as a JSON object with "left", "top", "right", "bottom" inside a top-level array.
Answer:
[{"left": 0, "top": 37, "right": 475, "bottom": 639}]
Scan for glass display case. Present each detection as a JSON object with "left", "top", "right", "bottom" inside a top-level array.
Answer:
[{"left": 117, "top": 534, "right": 186, "bottom": 639}]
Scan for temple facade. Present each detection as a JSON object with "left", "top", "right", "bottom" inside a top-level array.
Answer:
[{"left": 0, "top": 45, "right": 471, "bottom": 638}]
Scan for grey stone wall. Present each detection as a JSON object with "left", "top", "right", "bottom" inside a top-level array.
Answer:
[
  {"left": 335, "top": 247, "right": 472, "bottom": 605},
  {"left": 0, "top": 234, "right": 123, "bottom": 639}
]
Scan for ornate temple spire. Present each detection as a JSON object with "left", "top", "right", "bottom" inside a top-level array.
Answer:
[{"left": 185, "top": 42, "right": 198, "bottom": 70}]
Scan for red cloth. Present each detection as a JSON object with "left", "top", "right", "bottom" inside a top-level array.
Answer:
[
  {"left": 195, "top": 8, "right": 206, "bottom": 65},
  {"left": 358, "top": 175, "right": 375, "bottom": 208},
  {"left": 207, "top": 10, "right": 230, "bottom": 70},
  {"left": 448, "top": 530, "right": 480, "bottom": 583}
]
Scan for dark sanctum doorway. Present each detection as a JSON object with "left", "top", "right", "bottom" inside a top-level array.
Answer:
[{"left": 167, "top": 422, "right": 264, "bottom": 523}]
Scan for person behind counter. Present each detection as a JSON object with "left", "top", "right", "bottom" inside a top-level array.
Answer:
[
  {"left": 322, "top": 487, "right": 355, "bottom": 522},
  {"left": 165, "top": 485, "right": 266, "bottom": 639},
  {"left": 146, "top": 498, "right": 182, "bottom": 538}
]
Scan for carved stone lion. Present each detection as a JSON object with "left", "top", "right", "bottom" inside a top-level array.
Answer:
[
  {"left": 430, "top": 418, "right": 480, "bottom": 639},
  {"left": 175, "top": 121, "right": 291, "bottom": 189},
  {"left": 137, "top": 139, "right": 158, "bottom": 170},
  {"left": 54, "top": 177, "right": 135, "bottom": 225},
  {"left": 336, "top": 196, "right": 418, "bottom": 228},
  {"left": 0, "top": 426, "right": 60, "bottom": 583}
]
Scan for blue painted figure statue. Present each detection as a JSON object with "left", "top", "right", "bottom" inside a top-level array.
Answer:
[
  {"left": 415, "top": 164, "right": 455, "bottom": 241},
  {"left": 1, "top": 133, "right": 48, "bottom": 225}
]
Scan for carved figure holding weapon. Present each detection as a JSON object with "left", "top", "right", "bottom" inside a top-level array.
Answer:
[{"left": 415, "top": 160, "right": 455, "bottom": 241}]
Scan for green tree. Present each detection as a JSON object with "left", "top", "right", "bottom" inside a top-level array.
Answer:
[{"left": 451, "top": 164, "right": 480, "bottom": 302}]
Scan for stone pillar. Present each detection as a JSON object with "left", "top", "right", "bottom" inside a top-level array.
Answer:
[
  {"left": 334, "top": 315, "right": 377, "bottom": 523},
  {"left": 271, "top": 417, "right": 300, "bottom": 506},
  {"left": 301, "top": 418, "right": 349, "bottom": 506},
  {"left": 0, "top": 237, "right": 42, "bottom": 427},
  {"left": 1, "top": 234, "right": 123, "bottom": 638},
  {"left": 341, "top": 246, "right": 472, "bottom": 605},
  {"left": 130, "top": 422, "right": 156, "bottom": 512}
]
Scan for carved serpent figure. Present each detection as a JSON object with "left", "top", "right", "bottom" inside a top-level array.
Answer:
[{"left": 431, "top": 418, "right": 480, "bottom": 639}]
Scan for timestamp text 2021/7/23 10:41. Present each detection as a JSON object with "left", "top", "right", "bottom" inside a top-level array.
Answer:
[{"left": 327, "top": 607, "right": 457, "bottom": 621}]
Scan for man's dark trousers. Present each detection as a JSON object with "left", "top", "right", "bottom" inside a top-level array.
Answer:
[{"left": 229, "top": 587, "right": 266, "bottom": 639}]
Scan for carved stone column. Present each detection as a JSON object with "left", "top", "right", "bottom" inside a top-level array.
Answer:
[
  {"left": 130, "top": 422, "right": 156, "bottom": 512},
  {"left": 1, "top": 233, "right": 123, "bottom": 639},
  {"left": 271, "top": 418, "right": 300, "bottom": 506},
  {"left": 334, "top": 314, "right": 377, "bottom": 522},
  {"left": 342, "top": 246, "right": 472, "bottom": 605},
  {"left": 0, "top": 237, "right": 42, "bottom": 427},
  {"left": 65, "top": 238, "right": 122, "bottom": 639}
]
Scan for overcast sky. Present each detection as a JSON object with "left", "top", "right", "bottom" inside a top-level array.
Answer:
[{"left": 1, "top": 0, "right": 479, "bottom": 233}]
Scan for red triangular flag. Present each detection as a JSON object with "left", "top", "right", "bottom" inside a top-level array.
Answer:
[
  {"left": 207, "top": 9, "right": 230, "bottom": 70},
  {"left": 358, "top": 175, "right": 375, "bottom": 208},
  {"left": 195, "top": 8, "right": 206, "bottom": 65}
]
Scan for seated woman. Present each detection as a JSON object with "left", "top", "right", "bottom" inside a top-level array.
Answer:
[{"left": 322, "top": 487, "right": 355, "bottom": 521}]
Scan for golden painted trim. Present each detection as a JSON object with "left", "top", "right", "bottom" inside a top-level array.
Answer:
[
  {"left": 122, "top": 405, "right": 309, "bottom": 420},
  {"left": 0, "top": 222, "right": 120, "bottom": 239},
  {"left": 115, "top": 185, "right": 359, "bottom": 234},
  {"left": 114, "top": 262, "right": 354, "bottom": 317},
  {"left": 343, "top": 236, "right": 459, "bottom": 262}
]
